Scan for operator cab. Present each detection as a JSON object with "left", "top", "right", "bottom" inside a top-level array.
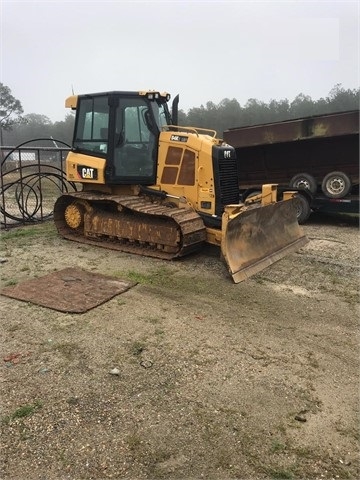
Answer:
[{"left": 70, "top": 91, "right": 172, "bottom": 185}]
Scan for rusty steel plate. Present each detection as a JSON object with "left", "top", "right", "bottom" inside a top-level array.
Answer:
[{"left": 1, "top": 267, "right": 137, "bottom": 313}]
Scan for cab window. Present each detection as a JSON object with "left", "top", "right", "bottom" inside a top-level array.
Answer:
[{"left": 74, "top": 96, "right": 109, "bottom": 154}]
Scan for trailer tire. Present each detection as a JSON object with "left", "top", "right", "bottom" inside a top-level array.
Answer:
[
  {"left": 321, "top": 171, "right": 352, "bottom": 198},
  {"left": 244, "top": 191, "right": 262, "bottom": 209},
  {"left": 289, "top": 173, "right": 317, "bottom": 194},
  {"left": 245, "top": 190, "right": 262, "bottom": 201},
  {"left": 293, "top": 194, "right": 311, "bottom": 224}
]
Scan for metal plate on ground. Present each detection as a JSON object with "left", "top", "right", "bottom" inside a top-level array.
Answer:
[{"left": 1, "top": 267, "right": 137, "bottom": 313}]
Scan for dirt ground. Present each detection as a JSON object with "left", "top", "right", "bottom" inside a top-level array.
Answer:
[{"left": 0, "top": 212, "right": 359, "bottom": 480}]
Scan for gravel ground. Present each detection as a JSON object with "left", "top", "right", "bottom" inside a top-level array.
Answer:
[{"left": 0, "top": 212, "right": 359, "bottom": 480}]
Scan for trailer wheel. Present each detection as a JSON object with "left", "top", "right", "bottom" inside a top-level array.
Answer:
[
  {"left": 289, "top": 173, "right": 317, "bottom": 194},
  {"left": 321, "top": 171, "right": 352, "bottom": 198},
  {"left": 293, "top": 194, "right": 311, "bottom": 224},
  {"left": 245, "top": 190, "right": 262, "bottom": 201},
  {"left": 244, "top": 191, "right": 262, "bottom": 209}
]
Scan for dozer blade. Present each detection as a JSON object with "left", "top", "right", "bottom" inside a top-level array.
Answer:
[{"left": 221, "top": 199, "right": 309, "bottom": 283}]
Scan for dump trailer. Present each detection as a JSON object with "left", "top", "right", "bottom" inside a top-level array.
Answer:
[
  {"left": 223, "top": 110, "right": 359, "bottom": 223},
  {"left": 54, "top": 90, "right": 308, "bottom": 283}
]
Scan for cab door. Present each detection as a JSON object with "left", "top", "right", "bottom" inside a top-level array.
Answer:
[{"left": 110, "top": 97, "right": 158, "bottom": 185}]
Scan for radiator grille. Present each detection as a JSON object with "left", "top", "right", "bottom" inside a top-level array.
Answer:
[{"left": 218, "top": 157, "right": 239, "bottom": 206}]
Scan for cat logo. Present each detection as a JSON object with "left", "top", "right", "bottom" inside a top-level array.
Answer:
[
  {"left": 170, "top": 134, "right": 188, "bottom": 143},
  {"left": 77, "top": 165, "right": 98, "bottom": 180}
]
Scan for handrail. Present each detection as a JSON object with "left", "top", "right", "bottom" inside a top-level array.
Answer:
[{"left": 163, "top": 125, "right": 218, "bottom": 138}]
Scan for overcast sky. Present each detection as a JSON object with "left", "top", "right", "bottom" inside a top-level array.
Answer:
[{"left": 1, "top": 0, "right": 359, "bottom": 122}]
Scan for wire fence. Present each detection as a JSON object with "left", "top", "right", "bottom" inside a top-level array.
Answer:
[{"left": 0, "top": 139, "right": 79, "bottom": 228}]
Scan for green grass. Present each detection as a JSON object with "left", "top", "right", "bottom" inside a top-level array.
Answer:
[
  {"left": 119, "top": 265, "right": 222, "bottom": 297},
  {"left": 0, "top": 222, "right": 57, "bottom": 242},
  {"left": 125, "top": 266, "right": 174, "bottom": 286},
  {"left": 3, "top": 278, "right": 18, "bottom": 287},
  {"left": 12, "top": 402, "right": 42, "bottom": 419},
  {"left": 2, "top": 401, "right": 43, "bottom": 424},
  {"left": 270, "top": 440, "right": 287, "bottom": 453}
]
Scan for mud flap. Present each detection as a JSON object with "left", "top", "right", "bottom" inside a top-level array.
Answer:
[{"left": 221, "top": 199, "right": 309, "bottom": 283}]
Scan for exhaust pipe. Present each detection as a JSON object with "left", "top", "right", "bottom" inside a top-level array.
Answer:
[{"left": 171, "top": 94, "right": 179, "bottom": 126}]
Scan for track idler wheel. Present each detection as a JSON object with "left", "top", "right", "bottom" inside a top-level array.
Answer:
[{"left": 64, "top": 202, "right": 86, "bottom": 229}]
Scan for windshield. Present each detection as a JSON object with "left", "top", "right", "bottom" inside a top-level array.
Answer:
[{"left": 73, "top": 96, "right": 109, "bottom": 154}]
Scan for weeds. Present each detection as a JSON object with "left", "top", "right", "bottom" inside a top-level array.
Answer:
[
  {"left": 0, "top": 223, "right": 56, "bottom": 242},
  {"left": 122, "top": 266, "right": 216, "bottom": 296},
  {"left": 125, "top": 266, "right": 173, "bottom": 286},
  {"left": 12, "top": 403, "right": 41, "bottom": 419},
  {"left": 2, "top": 401, "right": 43, "bottom": 424},
  {"left": 3, "top": 279, "right": 18, "bottom": 287},
  {"left": 270, "top": 440, "right": 287, "bottom": 453}
]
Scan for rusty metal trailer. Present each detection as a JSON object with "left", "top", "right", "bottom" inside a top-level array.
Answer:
[{"left": 223, "top": 110, "right": 359, "bottom": 223}]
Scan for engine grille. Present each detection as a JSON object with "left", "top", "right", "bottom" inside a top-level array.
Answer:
[{"left": 213, "top": 146, "right": 240, "bottom": 215}]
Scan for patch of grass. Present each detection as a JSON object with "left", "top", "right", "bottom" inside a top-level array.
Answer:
[
  {"left": 154, "top": 328, "right": 165, "bottom": 337},
  {"left": 3, "top": 278, "right": 18, "bottom": 286},
  {"left": 7, "top": 401, "right": 43, "bottom": 421},
  {"left": 270, "top": 440, "right": 287, "bottom": 453},
  {"left": 0, "top": 223, "right": 58, "bottom": 257},
  {"left": 0, "top": 223, "right": 56, "bottom": 242},
  {"left": 126, "top": 266, "right": 174, "bottom": 286},
  {"left": 121, "top": 265, "right": 218, "bottom": 297}
]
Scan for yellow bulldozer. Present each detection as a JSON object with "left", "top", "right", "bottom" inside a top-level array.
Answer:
[{"left": 54, "top": 90, "right": 308, "bottom": 282}]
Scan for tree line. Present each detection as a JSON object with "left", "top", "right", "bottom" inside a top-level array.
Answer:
[{"left": 1, "top": 82, "right": 359, "bottom": 148}]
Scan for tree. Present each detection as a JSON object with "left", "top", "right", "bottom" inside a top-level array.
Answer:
[
  {"left": 325, "top": 84, "right": 360, "bottom": 112},
  {"left": 242, "top": 98, "right": 270, "bottom": 125},
  {"left": 51, "top": 113, "right": 75, "bottom": 145},
  {"left": 289, "top": 93, "right": 315, "bottom": 119},
  {"left": 268, "top": 98, "right": 290, "bottom": 122},
  {"left": 215, "top": 98, "right": 242, "bottom": 133},
  {"left": 0, "top": 83, "right": 25, "bottom": 147},
  {"left": 0, "top": 83, "right": 24, "bottom": 130}
]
